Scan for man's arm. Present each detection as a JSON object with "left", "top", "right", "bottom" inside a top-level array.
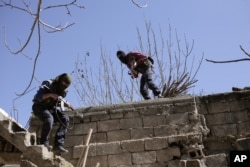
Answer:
[{"left": 33, "top": 81, "right": 58, "bottom": 102}]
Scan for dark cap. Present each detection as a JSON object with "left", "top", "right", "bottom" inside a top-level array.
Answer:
[
  {"left": 116, "top": 50, "right": 126, "bottom": 58},
  {"left": 59, "top": 73, "right": 72, "bottom": 84}
]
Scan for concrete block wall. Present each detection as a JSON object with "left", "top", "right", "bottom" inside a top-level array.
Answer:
[
  {"left": 29, "top": 96, "right": 208, "bottom": 166},
  {"left": 198, "top": 91, "right": 250, "bottom": 155},
  {"left": 28, "top": 91, "right": 250, "bottom": 166}
]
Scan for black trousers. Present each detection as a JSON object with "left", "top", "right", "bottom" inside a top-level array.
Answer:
[
  {"left": 140, "top": 67, "right": 161, "bottom": 99},
  {"left": 32, "top": 104, "right": 69, "bottom": 147}
]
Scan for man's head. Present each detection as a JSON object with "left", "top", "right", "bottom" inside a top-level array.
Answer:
[
  {"left": 58, "top": 73, "right": 72, "bottom": 90},
  {"left": 116, "top": 50, "right": 126, "bottom": 58},
  {"left": 116, "top": 50, "right": 127, "bottom": 64}
]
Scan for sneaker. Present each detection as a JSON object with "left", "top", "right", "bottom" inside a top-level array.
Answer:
[
  {"left": 43, "top": 144, "right": 53, "bottom": 151},
  {"left": 157, "top": 94, "right": 164, "bottom": 98},
  {"left": 53, "top": 146, "right": 68, "bottom": 153}
]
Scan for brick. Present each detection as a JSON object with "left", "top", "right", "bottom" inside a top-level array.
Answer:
[
  {"left": 177, "top": 123, "right": 201, "bottom": 135},
  {"left": 167, "top": 160, "right": 182, "bottom": 167},
  {"left": 204, "top": 141, "right": 232, "bottom": 153},
  {"left": 234, "top": 110, "right": 249, "bottom": 122},
  {"left": 237, "top": 122, "right": 250, "bottom": 135},
  {"left": 94, "top": 142, "right": 123, "bottom": 156},
  {"left": 186, "top": 160, "right": 201, "bottom": 167},
  {"left": 210, "top": 124, "right": 237, "bottom": 137},
  {"left": 156, "top": 147, "right": 181, "bottom": 163},
  {"left": 166, "top": 113, "right": 189, "bottom": 125},
  {"left": 73, "top": 145, "right": 86, "bottom": 158},
  {"left": 131, "top": 127, "right": 154, "bottom": 139},
  {"left": 171, "top": 102, "right": 195, "bottom": 113},
  {"left": 107, "top": 130, "right": 130, "bottom": 142},
  {"left": 86, "top": 155, "right": 108, "bottom": 167},
  {"left": 67, "top": 122, "right": 97, "bottom": 135},
  {"left": 229, "top": 99, "right": 247, "bottom": 111},
  {"left": 204, "top": 153, "right": 228, "bottom": 167},
  {"left": 132, "top": 151, "right": 156, "bottom": 164},
  {"left": 145, "top": 138, "right": 168, "bottom": 150},
  {"left": 91, "top": 113, "right": 110, "bottom": 121},
  {"left": 143, "top": 115, "right": 166, "bottom": 127},
  {"left": 179, "top": 160, "right": 186, "bottom": 167},
  {"left": 235, "top": 137, "right": 250, "bottom": 151},
  {"left": 110, "top": 112, "right": 123, "bottom": 119},
  {"left": 121, "top": 140, "right": 144, "bottom": 152},
  {"left": 154, "top": 125, "right": 178, "bottom": 137},
  {"left": 120, "top": 118, "right": 143, "bottom": 129},
  {"left": 98, "top": 119, "right": 120, "bottom": 132},
  {"left": 108, "top": 153, "right": 132, "bottom": 166},
  {"left": 91, "top": 132, "right": 107, "bottom": 143},
  {"left": 64, "top": 135, "right": 83, "bottom": 147},
  {"left": 139, "top": 106, "right": 164, "bottom": 116},
  {"left": 124, "top": 110, "right": 140, "bottom": 118},
  {"left": 207, "top": 101, "right": 230, "bottom": 113},
  {"left": 205, "top": 113, "right": 233, "bottom": 126}
]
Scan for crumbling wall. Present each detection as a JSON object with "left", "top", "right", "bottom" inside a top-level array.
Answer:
[
  {"left": 27, "top": 91, "right": 250, "bottom": 167},
  {"left": 30, "top": 96, "right": 207, "bottom": 166},
  {"left": 198, "top": 91, "right": 250, "bottom": 155}
]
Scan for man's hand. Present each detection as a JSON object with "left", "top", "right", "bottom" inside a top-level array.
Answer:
[
  {"left": 132, "top": 61, "right": 137, "bottom": 69},
  {"left": 65, "top": 102, "right": 74, "bottom": 111},
  {"left": 128, "top": 70, "right": 139, "bottom": 79}
]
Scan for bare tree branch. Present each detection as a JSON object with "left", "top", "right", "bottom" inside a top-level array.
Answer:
[
  {"left": 131, "top": 0, "right": 148, "bottom": 8},
  {"left": 206, "top": 45, "right": 250, "bottom": 63},
  {"left": 240, "top": 45, "right": 250, "bottom": 57},
  {"left": 1, "top": 0, "right": 84, "bottom": 122},
  {"left": 1, "top": 0, "right": 84, "bottom": 97},
  {"left": 206, "top": 58, "right": 250, "bottom": 63}
]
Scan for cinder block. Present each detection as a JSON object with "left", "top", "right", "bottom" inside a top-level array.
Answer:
[
  {"left": 143, "top": 115, "right": 166, "bottom": 127},
  {"left": 120, "top": 118, "right": 142, "bottom": 130},
  {"left": 98, "top": 119, "right": 120, "bottom": 132},
  {"left": 203, "top": 153, "right": 228, "bottom": 167},
  {"left": 121, "top": 139, "right": 144, "bottom": 152},
  {"left": 107, "top": 130, "right": 130, "bottom": 142},
  {"left": 156, "top": 147, "right": 181, "bottom": 163},
  {"left": 210, "top": 124, "right": 237, "bottom": 137},
  {"left": 131, "top": 127, "right": 154, "bottom": 139},
  {"left": 85, "top": 155, "right": 108, "bottom": 167},
  {"left": 165, "top": 113, "right": 189, "bottom": 125},
  {"left": 154, "top": 125, "right": 178, "bottom": 137},
  {"left": 145, "top": 137, "right": 168, "bottom": 150},
  {"left": 235, "top": 137, "right": 250, "bottom": 150},
  {"left": 186, "top": 159, "right": 202, "bottom": 167},
  {"left": 132, "top": 151, "right": 156, "bottom": 165},
  {"left": 108, "top": 153, "right": 132, "bottom": 166},
  {"left": 93, "top": 142, "right": 123, "bottom": 156}
]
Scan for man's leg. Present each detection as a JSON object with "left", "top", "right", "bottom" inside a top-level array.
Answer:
[
  {"left": 140, "top": 75, "right": 151, "bottom": 100},
  {"left": 53, "top": 111, "right": 69, "bottom": 152},
  {"left": 144, "top": 68, "right": 161, "bottom": 96},
  {"left": 35, "top": 109, "right": 54, "bottom": 147}
]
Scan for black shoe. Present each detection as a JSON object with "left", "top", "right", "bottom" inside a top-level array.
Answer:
[
  {"left": 53, "top": 146, "right": 68, "bottom": 153},
  {"left": 232, "top": 87, "right": 242, "bottom": 91}
]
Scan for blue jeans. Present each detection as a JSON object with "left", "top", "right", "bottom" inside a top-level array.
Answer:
[
  {"left": 32, "top": 104, "right": 69, "bottom": 147},
  {"left": 140, "top": 67, "right": 161, "bottom": 99}
]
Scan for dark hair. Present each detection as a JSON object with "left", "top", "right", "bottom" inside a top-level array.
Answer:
[{"left": 116, "top": 50, "right": 126, "bottom": 58}]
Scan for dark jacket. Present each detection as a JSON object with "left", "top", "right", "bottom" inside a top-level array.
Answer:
[
  {"left": 123, "top": 52, "right": 152, "bottom": 73},
  {"left": 33, "top": 79, "right": 68, "bottom": 108}
]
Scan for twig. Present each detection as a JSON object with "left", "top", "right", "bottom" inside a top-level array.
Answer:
[{"left": 131, "top": 0, "right": 148, "bottom": 8}]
